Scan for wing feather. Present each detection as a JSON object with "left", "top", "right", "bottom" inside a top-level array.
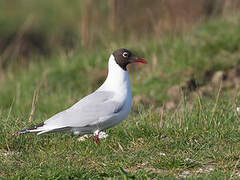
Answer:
[{"left": 44, "top": 91, "right": 123, "bottom": 128}]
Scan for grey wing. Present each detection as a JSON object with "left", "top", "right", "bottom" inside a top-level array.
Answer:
[{"left": 44, "top": 91, "right": 123, "bottom": 128}]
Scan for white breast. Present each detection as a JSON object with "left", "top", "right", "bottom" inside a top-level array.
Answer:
[{"left": 97, "top": 55, "right": 132, "bottom": 128}]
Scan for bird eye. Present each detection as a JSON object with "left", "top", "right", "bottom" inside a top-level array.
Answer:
[{"left": 122, "top": 52, "right": 128, "bottom": 58}]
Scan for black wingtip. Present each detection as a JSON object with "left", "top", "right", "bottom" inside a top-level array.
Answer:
[
  {"left": 16, "top": 128, "right": 27, "bottom": 134},
  {"left": 16, "top": 122, "right": 44, "bottom": 134}
]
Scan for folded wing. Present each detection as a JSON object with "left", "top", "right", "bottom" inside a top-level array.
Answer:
[{"left": 44, "top": 91, "right": 123, "bottom": 129}]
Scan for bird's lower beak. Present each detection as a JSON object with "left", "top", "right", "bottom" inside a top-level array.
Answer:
[
  {"left": 131, "top": 57, "right": 147, "bottom": 64},
  {"left": 133, "top": 59, "right": 147, "bottom": 64}
]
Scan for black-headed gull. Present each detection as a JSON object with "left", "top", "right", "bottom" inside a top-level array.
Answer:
[{"left": 17, "top": 48, "right": 147, "bottom": 143}]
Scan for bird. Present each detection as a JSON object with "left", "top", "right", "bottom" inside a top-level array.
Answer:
[{"left": 17, "top": 48, "right": 147, "bottom": 143}]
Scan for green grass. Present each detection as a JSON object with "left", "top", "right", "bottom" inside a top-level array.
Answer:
[{"left": 1, "top": 14, "right": 240, "bottom": 179}]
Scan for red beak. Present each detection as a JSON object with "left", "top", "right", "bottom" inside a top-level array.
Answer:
[{"left": 132, "top": 58, "right": 147, "bottom": 64}]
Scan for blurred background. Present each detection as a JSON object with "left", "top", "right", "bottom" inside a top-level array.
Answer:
[{"left": 0, "top": 0, "right": 240, "bottom": 68}]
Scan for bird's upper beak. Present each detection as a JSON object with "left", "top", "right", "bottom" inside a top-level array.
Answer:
[{"left": 130, "top": 55, "right": 147, "bottom": 64}]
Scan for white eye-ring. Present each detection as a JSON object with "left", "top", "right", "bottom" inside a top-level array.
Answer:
[{"left": 122, "top": 52, "right": 128, "bottom": 58}]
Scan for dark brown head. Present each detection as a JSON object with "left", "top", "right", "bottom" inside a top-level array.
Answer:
[{"left": 112, "top": 48, "right": 147, "bottom": 71}]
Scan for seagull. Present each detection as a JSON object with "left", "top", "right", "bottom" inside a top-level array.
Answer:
[{"left": 17, "top": 48, "right": 147, "bottom": 143}]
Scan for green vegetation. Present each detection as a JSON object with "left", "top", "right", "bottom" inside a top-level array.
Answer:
[{"left": 1, "top": 13, "right": 240, "bottom": 179}]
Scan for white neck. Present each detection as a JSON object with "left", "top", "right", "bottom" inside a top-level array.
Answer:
[{"left": 97, "top": 55, "right": 131, "bottom": 94}]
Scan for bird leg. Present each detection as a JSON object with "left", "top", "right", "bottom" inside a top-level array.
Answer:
[
  {"left": 93, "top": 130, "right": 100, "bottom": 144},
  {"left": 94, "top": 135, "right": 99, "bottom": 144}
]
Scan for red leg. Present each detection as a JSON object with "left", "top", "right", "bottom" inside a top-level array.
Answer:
[{"left": 94, "top": 135, "right": 99, "bottom": 144}]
